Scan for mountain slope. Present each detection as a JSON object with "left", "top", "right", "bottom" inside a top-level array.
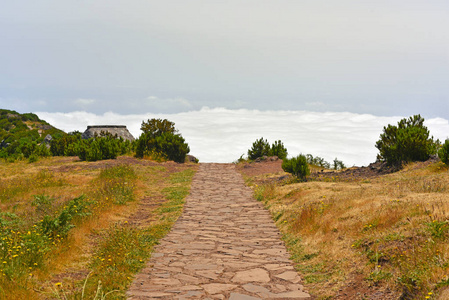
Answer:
[{"left": 0, "top": 109, "right": 65, "bottom": 158}]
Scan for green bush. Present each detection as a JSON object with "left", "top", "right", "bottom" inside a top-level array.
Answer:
[
  {"left": 74, "top": 134, "right": 131, "bottom": 162},
  {"left": 40, "top": 195, "right": 91, "bottom": 239},
  {"left": 306, "top": 154, "right": 331, "bottom": 169},
  {"left": 375, "top": 115, "right": 438, "bottom": 165},
  {"left": 135, "top": 119, "right": 190, "bottom": 163},
  {"left": 50, "top": 131, "right": 82, "bottom": 156},
  {"left": 438, "top": 139, "right": 449, "bottom": 165},
  {"left": 247, "top": 137, "right": 288, "bottom": 160},
  {"left": 282, "top": 154, "right": 310, "bottom": 181},
  {"left": 248, "top": 137, "right": 271, "bottom": 160},
  {"left": 333, "top": 158, "right": 346, "bottom": 170},
  {"left": 271, "top": 140, "right": 288, "bottom": 159},
  {"left": 140, "top": 118, "right": 177, "bottom": 136},
  {"left": 28, "top": 154, "right": 39, "bottom": 163}
]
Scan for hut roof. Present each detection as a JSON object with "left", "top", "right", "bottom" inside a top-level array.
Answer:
[{"left": 81, "top": 125, "right": 135, "bottom": 141}]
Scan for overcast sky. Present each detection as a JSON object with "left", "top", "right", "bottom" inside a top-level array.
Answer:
[{"left": 1, "top": 1, "right": 448, "bottom": 118}]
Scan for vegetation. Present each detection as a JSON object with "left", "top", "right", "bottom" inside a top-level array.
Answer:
[
  {"left": 282, "top": 154, "right": 310, "bottom": 181},
  {"left": 1, "top": 109, "right": 134, "bottom": 163},
  {"left": 247, "top": 137, "right": 288, "bottom": 160},
  {"left": 49, "top": 131, "right": 83, "bottom": 156},
  {"left": 247, "top": 160, "right": 449, "bottom": 299},
  {"left": 0, "top": 109, "right": 64, "bottom": 161},
  {"left": 0, "top": 156, "right": 197, "bottom": 299},
  {"left": 438, "top": 139, "right": 449, "bottom": 165},
  {"left": 376, "top": 114, "right": 439, "bottom": 166},
  {"left": 306, "top": 154, "right": 346, "bottom": 170},
  {"left": 135, "top": 119, "right": 190, "bottom": 163},
  {"left": 75, "top": 133, "right": 133, "bottom": 162},
  {"left": 49, "top": 131, "right": 133, "bottom": 162}
]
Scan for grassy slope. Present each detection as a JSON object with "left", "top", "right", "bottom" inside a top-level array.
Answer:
[
  {"left": 0, "top": 156, "right": 197, "bottom": 299},
  {"left": 0, "top": 109, "right": 65, "bottom": 144},
  {"left": 246, "top": 161, "right": 449, "bottom": 300}
]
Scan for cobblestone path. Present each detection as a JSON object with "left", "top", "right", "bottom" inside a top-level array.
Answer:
[{"left": 127, "top": 163, "right": 311, "bottom": 299}]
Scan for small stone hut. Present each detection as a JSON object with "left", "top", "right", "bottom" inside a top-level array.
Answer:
[{"left": 81, "top": 125, "right": 135, "bottom": 141}]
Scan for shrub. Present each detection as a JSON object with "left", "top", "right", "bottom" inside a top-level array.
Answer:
[
  {"left": 154, "top": 132, "right": 190, "bottom": 163},
  {"left": 140, "top": 118, "right": 176, "bottom": 136},
  {"left": 282, "top": 154, "right": 310, "bottom": 181},
  {"left": 248, "top": 137, "right": 271, "bottom": 160},
  {"left": 375, "top": 115, "right": 438, "bottom": 165},
  {"left": 333, "top": 158, "right": 346, "bottom": 170},
  {"left": 74, "top": 134, "right": 128, "bottom": 162},
  {"left": 28, "top": 154, "right": 39, "bottom": 163},
  {"left": 306, "top": 154, "right": 345, "bottom": 170},
  {"left": 135, "top": 119, "right": 190, "bottom": 163},
  {"left": 438, "top": 139, "right": 449, "bottom": 165},
  {"left": 50, "top": 131, "right": 82, "bottom": 156},
  {"left": 247, "top": 138, "right": 288, "bottom": 160},
  {"left": 40, "top": 195, "right": 91, "bottom": 239},
  {"left": 271, "top": 140, "right": 288, "bottom": 159}
]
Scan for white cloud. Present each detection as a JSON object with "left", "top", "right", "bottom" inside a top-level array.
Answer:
[{"left": 36, "top": 108, "right": 449, "bottom": 167}]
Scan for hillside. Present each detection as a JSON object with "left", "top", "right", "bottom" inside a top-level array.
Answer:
[
  {"left": 238, "top": 159, "right": 449, "bottom": 299},
  {"left": 0, "top": 109, "right": 65, "bottom": 146},
  {"left": 0, "top": 109, "right": 66, "bottom": 160}
]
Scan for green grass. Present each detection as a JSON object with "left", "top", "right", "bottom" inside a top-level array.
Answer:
[{"left": 77, "top": 166, "right": 196, "bottom": 299}]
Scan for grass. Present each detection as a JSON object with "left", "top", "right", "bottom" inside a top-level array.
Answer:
[
  {"left": 247, "top": 161, "right": 449, "bottom": 299},
  {"left": 0, "top": 156, "right": 197, "bottom": 299}
]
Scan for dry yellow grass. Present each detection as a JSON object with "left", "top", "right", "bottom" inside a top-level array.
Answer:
[
  {"left": 250, "top": 161, "right": 449, "bottom": 299},
  {"left": 0, "top": 156, "right": 198, "bottom": 299}
]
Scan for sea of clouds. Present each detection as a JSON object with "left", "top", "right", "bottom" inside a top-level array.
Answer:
[{"left": 36, "top": 108, "right": 449, "bottom": 167}]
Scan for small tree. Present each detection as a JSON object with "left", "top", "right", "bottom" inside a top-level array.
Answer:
[
  {"left": 333, "top": 158, "right": 345, "bottom": 170},
  {"left": 375, "top": 115, "right": 438, "bottom": 165},
  {"left": 438, "top": 139, "right": 449, "bottom": 165},
  {"left": 247, "top": 138, "right": 288, "bottom": 160},
  {"left": 140, "top": 118, "right": 176, "bottom": 137},
  {"left": 271, "top": 140, "right": 288, "bottom": 159},
  {"left": 282, "top": 154, "right": 310, "bottom": 181},
  {"left": 135, "top": 119, "right": 190, "bottom": 163},
  {"left": 248, "top": 137, "right": 271, "bottom": 160}
]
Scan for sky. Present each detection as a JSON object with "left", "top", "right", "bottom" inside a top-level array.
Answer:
[
  {"left": 1, "top": 1, "right": 449, "bottom": 164},
  {"left": 1, "top": 1, "right": 448, "bottom": 117}
]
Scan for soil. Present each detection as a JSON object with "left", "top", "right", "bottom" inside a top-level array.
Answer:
[{"left": 237, "top": 156, "right": 440, "bottom": 183}]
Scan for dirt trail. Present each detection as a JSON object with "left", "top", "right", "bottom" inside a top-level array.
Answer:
[{"left": 127, "top": 163, "right": 311, "bottom": 299}]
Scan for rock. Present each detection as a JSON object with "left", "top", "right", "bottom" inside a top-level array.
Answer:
[
  {"left": 187, "top": 154, "right": 199, "bottom": 163},
  {"left": 229, "top": 293, "right": 262, "bottom": 300},
  {"left": 43, "top": 134, "right": 53, "bottom": 144},
  {"left": 243, "top": 284, "right": 271, "bottom": 297},
  {"left": 201, "top": 283, "right": 238, "bottom": 294},
  {"left": 231, "top": 268, "right": 271, "bottom": 283},
  {"left": 274, "top": 271, "right": 301, "bottom": 283}
]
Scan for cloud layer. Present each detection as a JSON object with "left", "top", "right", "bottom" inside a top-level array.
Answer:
[{"left": 36, "top": 108, "right": 449, "bottom": 167}]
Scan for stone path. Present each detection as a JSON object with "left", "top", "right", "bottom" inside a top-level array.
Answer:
[{"left": 127, "top": 164, "right": 311, "bottom": 299}]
